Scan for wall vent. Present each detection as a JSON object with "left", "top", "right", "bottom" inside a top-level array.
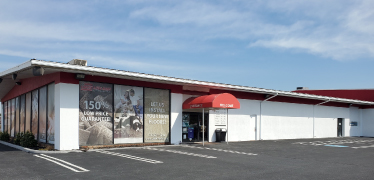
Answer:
[{"left": 68, "top": 59, "right": 87, "bottom": 66}]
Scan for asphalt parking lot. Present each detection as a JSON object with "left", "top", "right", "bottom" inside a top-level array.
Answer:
[{"left": 1, "top": 137, "right": 374, "bottom": 180}]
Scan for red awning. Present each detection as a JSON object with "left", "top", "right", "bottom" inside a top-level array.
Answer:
[{"left": 182, "top": 93, "right": 240, "bottom": 109}]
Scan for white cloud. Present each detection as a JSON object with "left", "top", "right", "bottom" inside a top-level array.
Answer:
[{"left": 0, "top": 0, "right": 373, "bottom": 66}]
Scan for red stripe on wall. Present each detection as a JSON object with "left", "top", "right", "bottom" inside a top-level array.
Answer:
[{"left": 2, "top": 72, "right": 60, "bottom": 102}]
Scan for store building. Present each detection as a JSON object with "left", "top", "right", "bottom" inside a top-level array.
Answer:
[{"left": 1, "top": 59, "right": 374, "bottom": 150}]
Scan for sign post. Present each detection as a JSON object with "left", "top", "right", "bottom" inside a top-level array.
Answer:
[{"left": 203, "top": 108, "right": 205, "bottom": 146}]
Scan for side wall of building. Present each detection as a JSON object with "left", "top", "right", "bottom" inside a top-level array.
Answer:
[
  {"left": 362, "top": 109, "right": 374, "bottom": 137},
  {"left": 170, "top": 93, "right": 183, "bottom": 145},
  {"left": 55, "top": 83, "right": 80, "bottom": 150},
  {"left": 207, "top": 99, "right": 363, "bottom": 142}
]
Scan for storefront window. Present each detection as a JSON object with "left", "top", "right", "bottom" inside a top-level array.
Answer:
[
  {"left": 10, "top": 99, "right": 15, "bottom": 137},
  {"left": 144, "top": 88, "right": 170, "bottom": 143},
  {"left": 4, "top": 101, "right": 8, "bottom": 132},
  {"left": 15, "top": 97, "right": 19, "bottom": 135},
  {"left": 32, "top": 89, "right": 39, "bottom": 140},
  {"left": 26, "top": 93, "right": 31, "bottom": 132},
  {"left": 39, "top": 86, "right": 47, "bottom": 143},
  {"left": 20, "top": 95, "right": 25, "bottom": 133},
  {"left": 79, "top": 81, "right": 113, "bottom": 146},
  {"left": 47, "top": 83, "right": 55, "bottom": 144},
  {"left": 113, "top": 85, "right": 143, "bottom": 144}
]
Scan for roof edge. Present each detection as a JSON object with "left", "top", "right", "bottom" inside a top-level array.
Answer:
[
  {"left": 1, "top": 59, "right": 372, "bottom": 106},
  {"left": 0, "top": 60, "right": 32, "bottom": 78}
]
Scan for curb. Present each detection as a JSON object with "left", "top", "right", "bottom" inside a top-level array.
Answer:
[{"left": 0, "top": 140, "right": 82, "bottom": 154}]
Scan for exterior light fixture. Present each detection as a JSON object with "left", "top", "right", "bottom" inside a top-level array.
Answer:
[
  {"left": 33, "top": 66, "right": 45, "bottom": 76},
  {"left": 16, "top": 82, "right": 22, "bottom": 85},
  {"left": 75, "top": 73, "right": 85, "bottom": 80},
  {"left": 12, "top": 74, "right": 17, "bottom": 80}
]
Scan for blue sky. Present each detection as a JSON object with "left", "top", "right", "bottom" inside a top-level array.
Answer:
[{"left": 1, "top": 0, "right": 374, "bottom": 92}]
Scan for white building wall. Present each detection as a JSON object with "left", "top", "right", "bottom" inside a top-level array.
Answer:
[
  {"left": 225, "top": 99, "right": 260, "bottom": 142},
  {"left": 170, "top": 93, "right": 183, "bottom": 145},
  {"left": 362, "top": 109, "right": 374, "bottom": 137},
  {"left": 348, "top": 107, "right": 361, "bottom": 136},
  {"left": 172, "top": 93, "right": 369, "bottom": 144},
  {"left": 55, "top": 83, "right": 79, "bottom": 150},
  {"left": 261, "top": 102, "right": 314, "bottom": 140},
  {"left": 314, "top": 105, "right": 349, "bottom": 137}
]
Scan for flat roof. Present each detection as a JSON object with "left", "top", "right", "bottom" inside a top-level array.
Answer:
[{"left": 1, "top": 59, "right": 374, "bottom": 105}]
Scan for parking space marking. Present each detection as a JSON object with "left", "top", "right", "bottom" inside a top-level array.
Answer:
[
  {"left": 145, "top": 147, "right": 217, "bottom": 158},
  {"left": 34, "top": 154, "right": 90, "bottom": 173},
  {"left": 352, "top": 145, "right": 374, "bottom": 149},
  {"left": 293, "top": 139, "right": 374, "bottom": 149},
  {"left": 181, "top": 146, "right": 258, "bottom": 156},
  {"left": 97, "top": 150, "right": 163, "bottom": 164}
]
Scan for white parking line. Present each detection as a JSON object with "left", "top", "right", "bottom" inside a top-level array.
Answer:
[
  {"left": 145, "top": 147, "right": 217, "bottom": 158},
  {"left": 293, "top": 139, "right": 374, "bottom": 148},
  {"left": 182, "top": 146, "right": 258, "bottom": 155},
  {"left": 97, "top": 150, "right": 163, "bottom": 164},
  {"left": 34, "top": 154, "right": 89, "bottom": 173}
]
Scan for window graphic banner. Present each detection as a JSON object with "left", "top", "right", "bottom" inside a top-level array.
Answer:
[
  {"left": 20, "top": 95, "right": 25, "bottom": 133},
  {"left": 0, "top": 103, "right": 3, "bottom": 132},
  {"left": 32, "top": 90, "right": 39, "bottom": 140},
  {"left": 10, "top": 99, "right": 15, "bottom": 137},
  {"left": 39, "top": 87, "right": 47, "bottom": 143},
  {"left": 144, "top": 88, "right": 170, "bottom": 143},
  {"left": 4, "top": 102, "right": 7, "bottom": 132},
  {"left": 16, "top": 97, "right": 19, "bottom": 135},
  {"left": 79, "top": 81, "right": 113, "bottom": 146},
  {"left": 47, "top": 84, "right": 55, "bottom": 144},
  {"left": 113, "top": 85, "right": 143, "bottom": 144},
  {"left": 26, "top": 93, "right": 31, "bottom": 132}
]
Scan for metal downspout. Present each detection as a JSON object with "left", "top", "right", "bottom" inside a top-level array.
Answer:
[
  {"left": 260, "top": 93, "right": 278, "bottom": 140},
  {"left": 313, "top": 99, "right": 330, "bottom": 138}
]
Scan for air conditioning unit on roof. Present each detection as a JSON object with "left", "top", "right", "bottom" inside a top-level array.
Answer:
[{"left": 68, "top": 59, "right": 87, "bottom": 66}]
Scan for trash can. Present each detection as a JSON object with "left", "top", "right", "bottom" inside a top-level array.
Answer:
[
  {"left": 188, "top": 128, "right": 194, "bottom": 141},
  {"left": 215, "top": 128, "right": 221, "bottom": 142},
  {"left": 220, "top": 128, "right": 227, "bottom": 142}
]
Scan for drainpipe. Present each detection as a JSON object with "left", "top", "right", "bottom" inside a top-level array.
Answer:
[
  {"left": 313, "top": 99, "right": 330, "bottom": 138},
  {"left": 259, "top": 93, "right": 278, "bottom": 140}
]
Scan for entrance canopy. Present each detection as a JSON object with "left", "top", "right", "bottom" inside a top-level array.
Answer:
[{"left": 183, "top": 93, "right": 240, "bottom": 109}]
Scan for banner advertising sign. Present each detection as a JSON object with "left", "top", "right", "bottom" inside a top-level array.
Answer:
[
  {"left": 10, "top": 99, "right": 15, "bottom": 137},
  {"left": 39, "top": 86, "right": 47, "bottom": 143},
  {"left": 113, "top": 85, "right": 143, "bottom": 144},
  {"left": 4, "top": 102, "right": 7, "bottom": 132},
  {"left": 79, "top": 81, "right": 113, "bottom": 146},
  {"left": 16, "top": 97, "right": 19, "bottom": 135},
  {"left": 20, "top": 95, "right": 25, "bottom": 133},
  {"left": 26, "top": 93, "right": 31, "bottom": 132},
  {"left": 32, "top": 90, "right": 39, "bottom": 140},
  {"left": 144, "top": 88, "right": 170, "bottom": 143},
  {"left": 7, "top": 101, "right": 10, "bottom": 133},
  {"left": 47, "top": 84, "right": 55, "bottom": 144}
]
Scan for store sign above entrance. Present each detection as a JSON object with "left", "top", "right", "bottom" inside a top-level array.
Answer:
[{"left": 183, "top": 93, "right": 240, "bottom": 109}]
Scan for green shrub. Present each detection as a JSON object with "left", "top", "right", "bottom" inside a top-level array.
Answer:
[
  {"left": 0, "top": 131, "right": 10, "bottom": 141},
  {"left": 20, "top": 131, "right": 37, "bottom": 148},
  {"left": 14, "top": 132, "right": 24, "bottom": 145}
]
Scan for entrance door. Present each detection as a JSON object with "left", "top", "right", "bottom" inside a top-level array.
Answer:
[
  {"left": 337, "top": 118, "right": 343, "bottom": 137},
  {"left": 182, "top": 112, "right": 209, "bottom": 142}
]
